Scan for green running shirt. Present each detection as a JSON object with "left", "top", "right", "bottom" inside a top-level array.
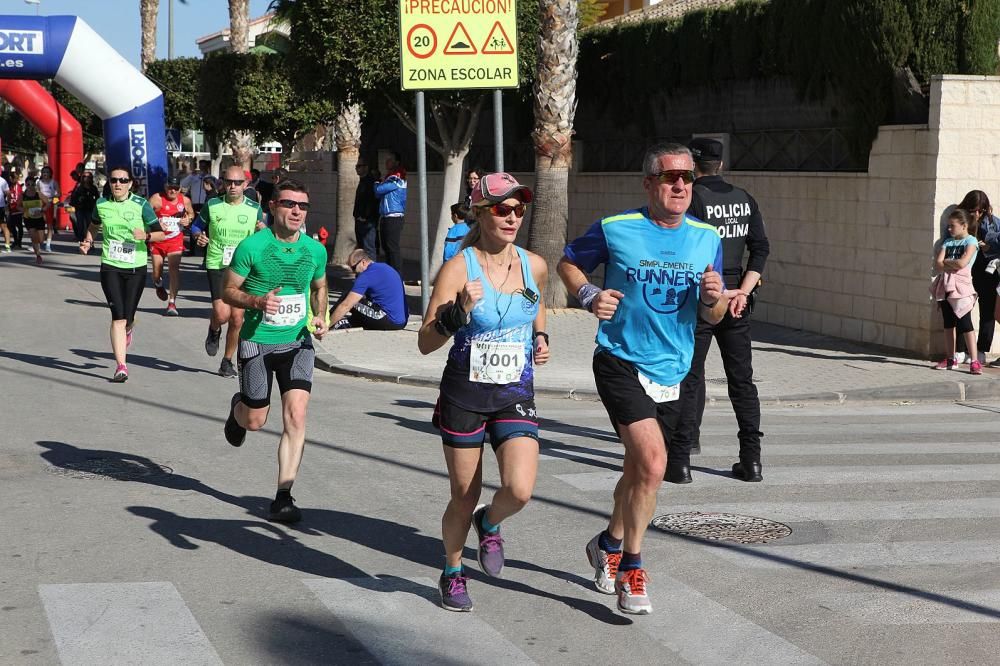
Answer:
[
  {"left": 203, "top": 196, "right": 264, "bottom": 269},
  {"left": 228, "top": 228, "right": 328, "bottom": 344},
  {"left": 93, "top": 194, "right": 159, "bottom": 269}
]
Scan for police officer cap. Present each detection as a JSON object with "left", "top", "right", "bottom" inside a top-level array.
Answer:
[{"left": 689, "top": 138, "right": 724, "bottom": 160}]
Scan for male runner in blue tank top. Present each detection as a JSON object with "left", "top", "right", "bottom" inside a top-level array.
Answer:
[
  {"left": 418, "top": 173, "right": 550, "bottom": 612},
  {"left": 558, "top": 143, "right": 728, "bottom": 615}
]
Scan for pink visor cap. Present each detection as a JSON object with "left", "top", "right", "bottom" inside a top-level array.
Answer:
[{"left": 470, "top": 172, "right": 533, "bottom": 207}]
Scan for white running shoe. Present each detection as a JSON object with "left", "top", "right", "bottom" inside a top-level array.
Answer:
[
  {"left": 953, "top": 352, "right": 967, "bottom": 365},
  {"left": 585, "top": 533, "right": 619, "bottom": 595},
  {"left": 615, "top": 568, "right": 652, "bottom": 615}
]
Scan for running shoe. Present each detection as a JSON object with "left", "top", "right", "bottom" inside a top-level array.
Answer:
[
  {"left": 471, "top": 504, "right": 504, "bottom": 577},
  {"left": 2, "top": 245, "right": 10, "bottom": 254},
  {"left": 585, "top": 533, "right": 620, "bottom": 595},
  {"left": 219, "top": 358, "right": 237, "bottom": 378},
  {"left": 615, "top": 568, "right": 652, "bottom": 615},
  {"left": 268, "top": 493, "right": 302, "bottom": 523},
  {"left": 111, "top": 363, "right": 128, "bottom": 383},
  {"left": 166, "top": 302, "right": 179, "bottom": 317},
  {"left": 154, "top": 280, "right": 168, "bottom": 301},
  {"left": 205, "top": 326, "right": 222, "bottom": 356},
  {"left": 932, "top": 359, "right": 954, "bottom": 370},
  {"left": 224, "top": 393, "right": 247, "bottom": 447},
  {"left": 954, "top": 351, "right": 968, "bottom": 364},
  {"left": 125, "top": 327, "right": 134, "bottom": 350},
  {"left": 438, "top": 571, "right": 473, "bottom": 612},
  {"left": 35, "top": 254, "right": 42, "bottom": 265},
  {"left": 989, "top": 358, "right": 1000, "bottom": 369},
  {"left": 43, "top": 240, "right": 52, "bottom": 254},
  {"left": 970, "top": 360, "right": 983, "bottom": 375}
]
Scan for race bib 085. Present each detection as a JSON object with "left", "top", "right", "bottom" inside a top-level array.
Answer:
[
  {"left": 263, "top": 292, "right": 306, "bottom": 327},
  {"left": 469, "top": 340, "right": 525, "bottom": 384}
]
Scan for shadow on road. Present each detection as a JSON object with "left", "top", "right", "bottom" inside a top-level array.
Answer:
[
  {"left": 0, "top": 348, "right": 107, "bottom": 380},
  {"left": 69, "top": 348, "right": 216, "bottom": 375}
]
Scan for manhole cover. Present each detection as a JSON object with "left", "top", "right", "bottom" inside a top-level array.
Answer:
[
  {"left": 46, "top": 458, "right": 173, "bottom": 481},
  {"left": 651, "top": 512, "right": 791, "bottom": 544}
]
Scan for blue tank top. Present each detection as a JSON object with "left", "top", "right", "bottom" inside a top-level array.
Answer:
[{"left": 439, "top": 246, "right": 540, "bottom": 412}]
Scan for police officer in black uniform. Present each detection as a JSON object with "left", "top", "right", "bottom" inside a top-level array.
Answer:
[{"left": 667, "top": 138, "right": 770, "bottom": 484}]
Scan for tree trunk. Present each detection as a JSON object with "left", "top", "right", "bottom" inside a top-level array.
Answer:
[
  {"left": 428, "top": 146, "right": 469, "bottom": 278},
  {"left": 528, "top": 0, "right": 579, "bottom": 307},
  {"left": 227, "top": 0, "right": 252, "bottom": 166},
  {"left": 227, "top": 0, "right": 250, "bottom": 53},
  {"left": 140, "top": 0, "right": 159, "bottom": 73},
  {"left": 332, "top": 103, "right": 362, "bottom": 266}
]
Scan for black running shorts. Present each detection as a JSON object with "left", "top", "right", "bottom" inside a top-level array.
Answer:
[
  {"left": 237, "top": 338, "right": 315, "bottom": 408},
  {"left": 206, "top": 268, "right": 227, "bottom": 302},
  {"left": 100, "top": 264, "right": 146, "bottom": 324},
  {"left": 592, "top": 350, "right": 681, "bottom": 440},
  {"left": 432, "top": 395, "right": 539, "bottom": 451}
]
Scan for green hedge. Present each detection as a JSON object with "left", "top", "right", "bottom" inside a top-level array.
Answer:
[{"left": 579, "top": 0, "right": 1000, "bottom": 159}]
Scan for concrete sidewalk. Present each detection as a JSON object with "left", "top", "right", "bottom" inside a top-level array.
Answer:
[{"left": 317, "top": 280, "right": 1000, "bottom": 404}]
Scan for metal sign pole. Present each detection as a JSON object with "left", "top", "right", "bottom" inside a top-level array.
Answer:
[
  {"left": 416, "top": 91, "right": 430, "bottom": 315},
  {"left": 493, "top": 89, "right": 504, "bottom": 172}
]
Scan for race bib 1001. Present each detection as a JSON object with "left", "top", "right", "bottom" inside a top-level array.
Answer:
[
  {"left": 107, "top": 239, "right": 136, "bottom": 264},
  {"left": 159, "top": 216, "right": 181, "bottom": 233},
  {"left": 469, "top": 340, "right": 525, "bottom": 384},
  {"left": 222, "top": 245, "right": 236, "bottom": 266},
  {"left": 263, "top": 292, "right": 306, "bottom": 327},
  {"left": 637, "top": 371, "right": 680, "bottom": 403}
]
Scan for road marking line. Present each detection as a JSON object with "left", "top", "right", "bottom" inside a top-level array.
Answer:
[
  {"left": 304, "top": 577, "right": 535, "bottom": 665},
  {"left": 641, "top": 575, "right": 826, "bottom": 664},
  {"left": 709, "top": 541, "right": 1000, "bottom": 569},
  {"left": 38, "top": 582, "right": 222, "bottom": 665}
]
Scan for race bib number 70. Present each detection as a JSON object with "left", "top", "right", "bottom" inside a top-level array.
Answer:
[{"left": 637, "top": 371, "right": 680, "bottom": 403}]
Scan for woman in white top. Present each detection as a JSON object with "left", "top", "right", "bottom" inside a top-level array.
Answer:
[{"left": 36, "top": 165, "right": 60, "bottom": 253}]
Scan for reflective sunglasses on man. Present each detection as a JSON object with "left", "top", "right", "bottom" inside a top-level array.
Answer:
[
  {"left": 488, "top": 202, "right": 526, "bottom": 218},
  {"left": 650, "top": 170, "right": 696, "bottom": 185},
  {"left": 108, "top": 177, "right": 132, "bottom": 184},
  {"left": 276, "top": 199, "right": 311, "bottom": 211}
]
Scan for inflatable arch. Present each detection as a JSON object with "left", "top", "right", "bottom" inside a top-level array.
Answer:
[
  {"left": 0, "top": 15, "right": 167, "bottom": 195},
  {"left": 0, "top": 79, "right": 82, "bottom": 229}
]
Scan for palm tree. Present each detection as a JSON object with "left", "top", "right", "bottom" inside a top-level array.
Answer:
[
  {"left": 528, "top": 0, "right": 578, "bottom": 307},
  {"left": 140, "top": 0, "right": 159, "bottom": 73},
  {"left": 332, "top": 102, "right": 362, "bottom": 265},
  {"left": 227, "top": 0, "right": 253, "bottom": 168}
]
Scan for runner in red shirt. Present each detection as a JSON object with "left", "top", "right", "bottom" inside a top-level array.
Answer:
[{"left": 147, "top": 176, "right": 193, "bottom": 316}]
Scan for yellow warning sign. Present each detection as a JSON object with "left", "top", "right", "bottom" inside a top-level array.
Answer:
[{"left": 399, "top": 0, "right": 519, "bottom": 91}]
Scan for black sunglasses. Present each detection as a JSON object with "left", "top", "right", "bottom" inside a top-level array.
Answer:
[
  {"left": 109, "top": 177, "right": 132, "bottom": 184},
  {"left": 222, "top": 178, "right": 245, "bottom": 186},
  {"left": 650, "top": 170, "right": 696, "bottom": 185},
  {"left": 350, "top": 258, "right": 365, "bottom": 271},
  {"left": 276, "top": 199, "right": 310, "bottom": 211}
]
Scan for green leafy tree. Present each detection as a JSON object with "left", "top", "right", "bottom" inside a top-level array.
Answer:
[
  {"left": 146, "top": 57, "right": 204, "bottom": 132},
  {"left": 273, "top": 0, "right": 539, "bottom": 276},
  {"left": 579, "top": 0, "right": 608, "bottom": 29}
]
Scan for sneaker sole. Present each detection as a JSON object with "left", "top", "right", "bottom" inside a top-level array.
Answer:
[
  {"left": 585, "top": 539, "right": 616, "bottom": 595},
  {"left": 617, "top": 600, "right": 652, "bottom": 615},
  {"left": 438, "top": 591, "right": 473, "bottom": 612},
  {"left": 267, "top": 509, "right": 302, "bottom": 523}
]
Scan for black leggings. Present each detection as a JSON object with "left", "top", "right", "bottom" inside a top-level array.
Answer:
[
  {"left": 100, "top": 265, "right": 146, "bottom": 325},
  {"left": 5, "top": 212, "right": 21, "bottom": 246},
  {"left": 940, "top": 300, "right": 975, "bottom": 334}
]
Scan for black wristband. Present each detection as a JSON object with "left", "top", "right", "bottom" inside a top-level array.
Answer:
[
  {"left": 533, "top": 331, "right": 549, "bottom": 345},
  {"left": 438, "top": 301, "right": 470, "bottom": 335}
]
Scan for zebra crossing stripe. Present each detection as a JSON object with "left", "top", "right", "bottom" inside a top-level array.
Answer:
[
  {"left": 819, "top": 589, "right": 1000, "bottom": 624},
  {"left": 663, "top": 498, "right": 1000, "bottom": 522},
  {"left": 640, "top": 575, "right": 826, "bottom": 664},
  {"left": 554, "top": 464, "right": 1000, "bottom": 489},
  {"left": 303, "top": 577, "right": 536, "bottom": 665},
  {"left": 708, "top": 541, "right": 1000, "bottom": 569},
  {"left": 38, "top": 582, "right": 222, "bottom": 665}
]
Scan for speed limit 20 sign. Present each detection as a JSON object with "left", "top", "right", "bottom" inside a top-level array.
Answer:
[{"left": 398, "top": 0, "right": 519, "bottom": 91}]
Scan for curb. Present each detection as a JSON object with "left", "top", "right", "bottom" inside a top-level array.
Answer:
[{"left": 314, "top": 353, "right": 1000, "bottom": 405}]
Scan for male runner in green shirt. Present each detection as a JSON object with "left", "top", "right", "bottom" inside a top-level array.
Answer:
[
  {"left": 221, "top": 178, "right": 329, "bottom": 523},
  {"left": 195, "top": 165, "right": 265, "bottom": 377}
]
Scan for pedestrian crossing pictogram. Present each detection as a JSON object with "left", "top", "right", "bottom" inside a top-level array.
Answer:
[
  {"left": 481, "top": 21, "right": 514, "bottom": 55},
  {"left": 443, "top": 22, "right": 477, "bottom": 55}
]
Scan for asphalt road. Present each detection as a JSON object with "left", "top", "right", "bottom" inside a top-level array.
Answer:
[{"left": 2, "top": 246, "right": 999, "bottom": 664}]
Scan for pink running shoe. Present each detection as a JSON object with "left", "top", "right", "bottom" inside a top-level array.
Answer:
[
  {"left": 932, "top": 359, "right": 954, "bottom": 370},
  {"left": 112, "top": 364, "right": 128, "bottom": 383},
  {"left": 970, "top": 360, "right": 983, "bottom": 375}
]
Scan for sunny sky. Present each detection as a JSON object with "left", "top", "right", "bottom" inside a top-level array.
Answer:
[{"left": 2, "top": 0, "right": 276, "bottom": 68}]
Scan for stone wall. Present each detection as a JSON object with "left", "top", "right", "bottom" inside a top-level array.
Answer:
[{"left": 296, "top": 76, "right": 1000, "bottom": 357}]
